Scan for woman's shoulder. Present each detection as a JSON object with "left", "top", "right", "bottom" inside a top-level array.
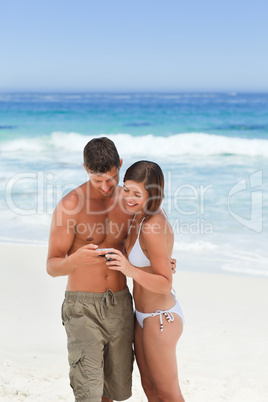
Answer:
[{"left": 142, "top": 210, "right": 172, "bottom": 236}]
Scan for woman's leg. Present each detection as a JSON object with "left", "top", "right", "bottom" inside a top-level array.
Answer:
[
  {"left": 142, "top": 315, "right": 184, "bottom": 402},
  {"left": 134, "top": 319, "right": 159, "bottom": 401}
]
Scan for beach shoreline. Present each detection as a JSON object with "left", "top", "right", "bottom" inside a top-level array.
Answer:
[{"left": 1, "top": 243, "right": 268, "bottom": 401}]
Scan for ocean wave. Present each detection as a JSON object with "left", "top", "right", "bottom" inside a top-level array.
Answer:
[
  {"left": 174, "top": 240, "right": 218, "bottom": 251},
  {"left": 1, "top": 132, "right": 268, "bottom": 158}
]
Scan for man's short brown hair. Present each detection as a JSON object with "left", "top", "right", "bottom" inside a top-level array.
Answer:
[{"left": 83, "top": 137, "right": 120, "bottom": 173}]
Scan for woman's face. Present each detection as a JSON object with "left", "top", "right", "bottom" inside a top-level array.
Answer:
[{"left": 123, "top": 180, "right": 149, "bottom": 214}]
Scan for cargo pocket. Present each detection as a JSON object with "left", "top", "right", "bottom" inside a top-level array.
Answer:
[
  {"left": 68, "top": 349, "right": 89, "bottom": 396},
  {"left": 61, "top": 299, "right": 76, "bottom": 325}
]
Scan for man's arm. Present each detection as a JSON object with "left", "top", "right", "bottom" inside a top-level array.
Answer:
[
  {"left": 46, "top": 195, "right": 99, "bottom": 277},
  {"left": 47, "top": 195, "right": 78, "bottom": 277}
]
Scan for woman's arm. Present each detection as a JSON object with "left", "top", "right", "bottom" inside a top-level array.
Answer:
[{"left": 107, "top": 215, "right": 173, "bottom": 294}]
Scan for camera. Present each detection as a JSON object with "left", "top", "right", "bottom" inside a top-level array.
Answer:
[{"left": 97, "top": 248, "right": 115, "bottom": 261}]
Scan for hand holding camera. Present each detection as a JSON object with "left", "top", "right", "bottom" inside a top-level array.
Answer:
[{"left": 97, "top": 248, "right": 116, "bottom": 261}]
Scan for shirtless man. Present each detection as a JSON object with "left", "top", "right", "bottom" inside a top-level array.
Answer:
[
  {"left": 47, "top": 137, "right": 175, "bottom": 402},
  {"left": 47, "top": 137, "right": 134, "bottom": 402}
]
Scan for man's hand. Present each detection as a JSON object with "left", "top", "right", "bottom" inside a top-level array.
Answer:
[
  {"left": 69, "top": 244, "right": 107, "bottom": 269},
  {"left": 170, "top": 258, "right": 177, "bottom": 274},
  {"left": 47, "top": 244, "right": 111, "bottom": 277}
]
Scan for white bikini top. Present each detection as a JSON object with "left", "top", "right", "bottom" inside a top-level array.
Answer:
[{"left": 128, "top": 217, "right": 151, "bottom": 267}]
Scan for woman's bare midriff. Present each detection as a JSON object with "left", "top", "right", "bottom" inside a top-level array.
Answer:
[{"left": 133, "top": 282, "right": 175, "bottom": 313}]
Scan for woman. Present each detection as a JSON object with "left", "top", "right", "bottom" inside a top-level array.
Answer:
[{"left": 106, "top": 160, "right": 185, "bottom": 402}]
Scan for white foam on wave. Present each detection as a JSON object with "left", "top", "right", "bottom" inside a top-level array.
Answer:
[
  {"left": 174, "top": 240, "right": 218, "bottom": 252},
  {"left": 1, "top": 132, "right": 268, "bottom": 158},
  {"left": 50, "top": 132, "right": 268, "bottom": 157},
  {"left": 1, "top": 137, "right": 46, "bottom": 153}
]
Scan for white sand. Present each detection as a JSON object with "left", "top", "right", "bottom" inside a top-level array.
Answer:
[{"left": 0, "top": 243, "right": 268, "bottom": 401}]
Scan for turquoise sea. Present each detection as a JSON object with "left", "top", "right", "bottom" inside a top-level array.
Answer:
[{"left": 0, "top": 92, "right": 267, "bottom": 277}]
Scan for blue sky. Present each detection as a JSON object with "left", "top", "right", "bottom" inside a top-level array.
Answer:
[{"left": 1, "top": 0, "right": 268, "bottom": 92}]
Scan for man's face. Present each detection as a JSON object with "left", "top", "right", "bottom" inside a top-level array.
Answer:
[{"left": 88, "top": 166, "right": 120, "bottom": 197}]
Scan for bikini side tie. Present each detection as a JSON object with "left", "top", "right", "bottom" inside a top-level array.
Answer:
[{"left": 150, "top": 310, "right": 175, "bottom": 332}]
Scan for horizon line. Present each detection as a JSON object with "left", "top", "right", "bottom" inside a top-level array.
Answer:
[{"left": 1, "top": 89, "right": 268, "bottom": 94}]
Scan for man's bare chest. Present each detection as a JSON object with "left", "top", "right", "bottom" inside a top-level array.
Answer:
[{"left": 73, "top": 208, "right": 132, "bottom": 246}]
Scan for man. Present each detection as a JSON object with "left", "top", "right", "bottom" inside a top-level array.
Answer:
[{"left": 47, "top": 137, "right": 175, "bottom": 402}]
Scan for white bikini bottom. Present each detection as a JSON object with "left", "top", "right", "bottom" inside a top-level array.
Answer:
[{"left": 135, "top": 300, "right": 184, "bottom": 332}]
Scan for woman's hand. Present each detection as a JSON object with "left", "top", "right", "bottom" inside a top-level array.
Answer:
[{"left": 105, "top": 248, "right": 135, "bottom": 278}]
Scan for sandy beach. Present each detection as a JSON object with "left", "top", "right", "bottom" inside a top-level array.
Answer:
[{"left": 0, "top": 243, "right": 268, "bottom": 401}]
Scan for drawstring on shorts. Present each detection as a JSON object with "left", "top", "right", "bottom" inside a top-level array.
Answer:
[{"left": 100, "top": 289, "right": 117, "bottom": 319}]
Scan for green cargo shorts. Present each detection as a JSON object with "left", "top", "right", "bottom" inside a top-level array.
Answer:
[{"left": 61, "top": 288, "right": 134, "bottom": 402}]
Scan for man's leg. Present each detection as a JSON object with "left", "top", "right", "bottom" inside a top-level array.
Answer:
[
  {"left": 103, "top": 289, "right": 134, "bottom": 401},
  {"left": 62, "top": 293, "right": 106, "bottom": 401}
]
